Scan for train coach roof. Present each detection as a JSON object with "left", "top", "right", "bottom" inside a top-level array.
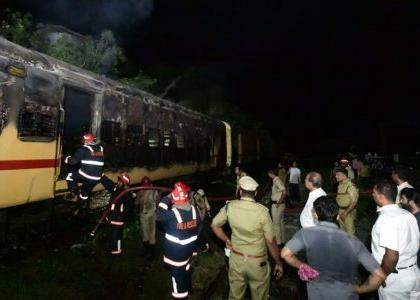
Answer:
[{"left": 0, "top": 37, "right": 221, "bottom": 125}]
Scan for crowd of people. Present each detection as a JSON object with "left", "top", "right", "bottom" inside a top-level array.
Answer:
[
  {"left": 215, "top": 159, "right": 420, "bottom": 300},
  {"left": 64, "top": 135, "right": 419, "bottom": 299}
]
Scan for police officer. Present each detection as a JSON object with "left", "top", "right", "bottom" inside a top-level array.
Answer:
[
  {"left": 335, "top": 168, "right": 359, "bottom": 235},
  {"left": 136, "top": 176, "right": 159, "bottom": 259},
  {"left": 157, "top": 181, "right": 201, "bottom": 299},
  {"left": 64, "top": 133, "right": 109, "bottom": 213},
  {"left": 268, "top": 169, "right": 286, "bottom": 247},
  {"left": 211, "top": 176, "right": 283, "bottom": 300},
  {"left": 107, "top": 173, "right": 135, "bottom": 256},
  {"left": 339, "top": 159, "right": 355, "bottom": 181}
]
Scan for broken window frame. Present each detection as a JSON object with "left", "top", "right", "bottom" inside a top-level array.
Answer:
[
  {"left": 101, "top": 120, "right": 122, "bottom": 145},
  {"left": 0, "top": 101, "right": 10, "bottom": 136},
  {"left": 146, "top": 128, "right": 161, "bottom": 167},
  {"left": 17, "top": 101, "right": 58, "bottom": 142}
]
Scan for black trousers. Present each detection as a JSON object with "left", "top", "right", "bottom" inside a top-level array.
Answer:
[
  {"left": 66, "top": 171, "right": 113, "bottom": 208},
  {"left": 167, "top": 263, "right": 192, "bottom": 299},
  {"left": 196, "top": 214, "right": 210, "bottom": 251},
  {"left": 288, "top": 183, "right": 301, "bottom": 203}
]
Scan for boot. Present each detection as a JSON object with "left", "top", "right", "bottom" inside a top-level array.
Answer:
[{"left": 64, "top": 192, "right": 77, "bottom": 202}]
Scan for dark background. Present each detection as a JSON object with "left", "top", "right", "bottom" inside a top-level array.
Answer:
[{"left": 2, "top": 0, "right": 420, "bottom": 154}]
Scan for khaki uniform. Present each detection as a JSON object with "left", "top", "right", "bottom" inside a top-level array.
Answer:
[
  {"left": 336, "top": 179, "right": 358, "bottom": 235},
  {"left": 270, "top": 176, "right": 286, "bottom": 244},
  {"left": 212, "top": 197, "right": 275, "bottom": 300},
  {"left": 137, "top": 189, "right": 159, "bottom": 244},
  {"left": 190, "top": 192, "right": 210, "bottom": 220}
]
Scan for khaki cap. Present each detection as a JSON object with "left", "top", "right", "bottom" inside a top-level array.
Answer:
[{"left": 238, "top": 176, "right": 259, "bottom": 191}]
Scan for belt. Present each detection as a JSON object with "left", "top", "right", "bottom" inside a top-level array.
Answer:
[
  {"left": 392, "top": 263, "right": 416, "bottom": 273},
  {"left": 338, "top": 205, "right": 349, "bottom": 209},
  {"left": 231, "top": 249, "right": 266, "bottom": 259}
]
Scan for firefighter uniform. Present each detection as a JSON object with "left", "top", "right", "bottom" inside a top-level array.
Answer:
[
  {"left": 212, "top": 176, "right": 275, "bottom": 300},
  {"left": 336, "top": 178, "right": 359, "bottom": 235},
  {"left": 157, "top": 182, "right": 201, "bottom": 299},
  {"left": 65, "top": 134, "right": 108, "bottom": 210},
  {"left": 107, "top": 173, "right": 134, "bottom": 255}
]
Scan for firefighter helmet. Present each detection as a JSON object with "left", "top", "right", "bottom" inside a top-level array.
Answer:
[
  {"left": 82, "top": 133, "right": 96, "bottom": 144},
  {"left": 118, "top": 173, "right": 130, "bottom": 186},
  {"left": 140, "top": 176, "right": 152, "bottom": 187},
  {"left": 171, "top": 181, "right": 191, "bottom": 204}
]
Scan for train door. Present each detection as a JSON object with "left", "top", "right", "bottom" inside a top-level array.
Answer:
[{"left": 59, "top": 86, "right": 93, "bottom": 177}]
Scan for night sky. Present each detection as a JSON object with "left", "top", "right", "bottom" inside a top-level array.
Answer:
[{"left": 2, "top": 1, "right": 420, "bottom": 153}]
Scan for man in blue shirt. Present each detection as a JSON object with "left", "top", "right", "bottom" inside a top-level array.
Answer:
[{"left": 281, "top": 196, "right": 385, "bottom": 299}]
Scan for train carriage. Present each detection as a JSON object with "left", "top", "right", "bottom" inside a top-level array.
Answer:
[{"left": 0, "top": 36, "right": 261, "bottom": 209}]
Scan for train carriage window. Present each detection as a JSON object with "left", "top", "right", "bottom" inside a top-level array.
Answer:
[
  {"left": 126, "top": 125, "right": 144, "bottom": 165},
  {"left": 163, "top": 130, "right": 171, "bottom": 148},
  {"left": 146, "top": 128, "right": 161, "bottom": 166},
  {"left": 176, "top": 134, "right": 185, "bottom": 149},
  {"left": 174, "top": 134, "right": 186, "bottom": 163},
  {"left": 17, "top": 102, "right": 58, "bottom": 142},
  {"left": 148, "top": 128, "right": 160, "bottom": 148},
  {"left": 162, "top": 130, "right": 175, "bottom": 165},
  {"left": 126, "top": 125, "right": 142, "bottom": 145},
  {"left": 101, "top": 120, "right": 122, "bottom": 145}
]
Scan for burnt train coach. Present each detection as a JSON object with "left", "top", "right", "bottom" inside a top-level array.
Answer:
[{"left": 0, "top": 36, "right": 261, "bottom": 209}]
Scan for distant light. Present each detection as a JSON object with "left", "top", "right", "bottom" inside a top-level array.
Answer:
[{"left": 7, "top": 65, "right": 26, "bottom": 78}]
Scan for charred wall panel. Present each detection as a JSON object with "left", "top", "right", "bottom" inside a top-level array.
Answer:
[{"left": 125, "top": 97, "right": 146, "bottom": 166}]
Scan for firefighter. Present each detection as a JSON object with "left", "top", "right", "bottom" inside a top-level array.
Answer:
[
  {"left": 157, "top": 181, "right": 201, "bottom": 299},
  {"left": 136, "top": 176, "right": 159, "bottom": 259},
  {"left": 190, "top": 188, "right": 211, "bottom": 252},
  {"left": 64, "top": 133, "right": 110, "bottom": 214},
  {"left": 108, "top": 173, "right": 135, "bottom": 256}
]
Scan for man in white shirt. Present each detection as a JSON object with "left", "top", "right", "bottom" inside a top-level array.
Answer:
[
  {"left": 391, "top": 165, "right": 413, "bottom": 204},
  {"left": 371, "top": 180, "right": 420, "bottom": 300},
  {"left": 300, "top": 172, "right": 327, "bottom": 228},
  {"left": 288, "top": 161, "right": 301, "bottom": 203}
]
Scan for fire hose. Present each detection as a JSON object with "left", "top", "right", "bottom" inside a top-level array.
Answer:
[
  {"left": 90, "top": 180, "right": 272, "bottom": 237},
  {"left": 90, "top": 186, "right": 171, "bottom": 237}
]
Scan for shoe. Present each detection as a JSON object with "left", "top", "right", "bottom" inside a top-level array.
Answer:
[{"left": 64, "top": 193, "right": 77, "bottom": 202}]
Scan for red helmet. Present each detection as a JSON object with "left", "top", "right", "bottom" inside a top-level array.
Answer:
[
  {"left": 140, "top": 176, "right": 152, "bottom": 187},
  {"left": 82, "top": 133, "right": 96, "bottom": 144},
  {"left": 171, "top": 181, "right": 191, "bottom": 204},
  {"left": 117, "top": 173, "right": 130, "bottom": 186}
]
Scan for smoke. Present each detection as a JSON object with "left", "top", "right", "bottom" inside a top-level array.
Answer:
[{"left": 39, "top": 0, "right": 154, "bottom": 33}]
